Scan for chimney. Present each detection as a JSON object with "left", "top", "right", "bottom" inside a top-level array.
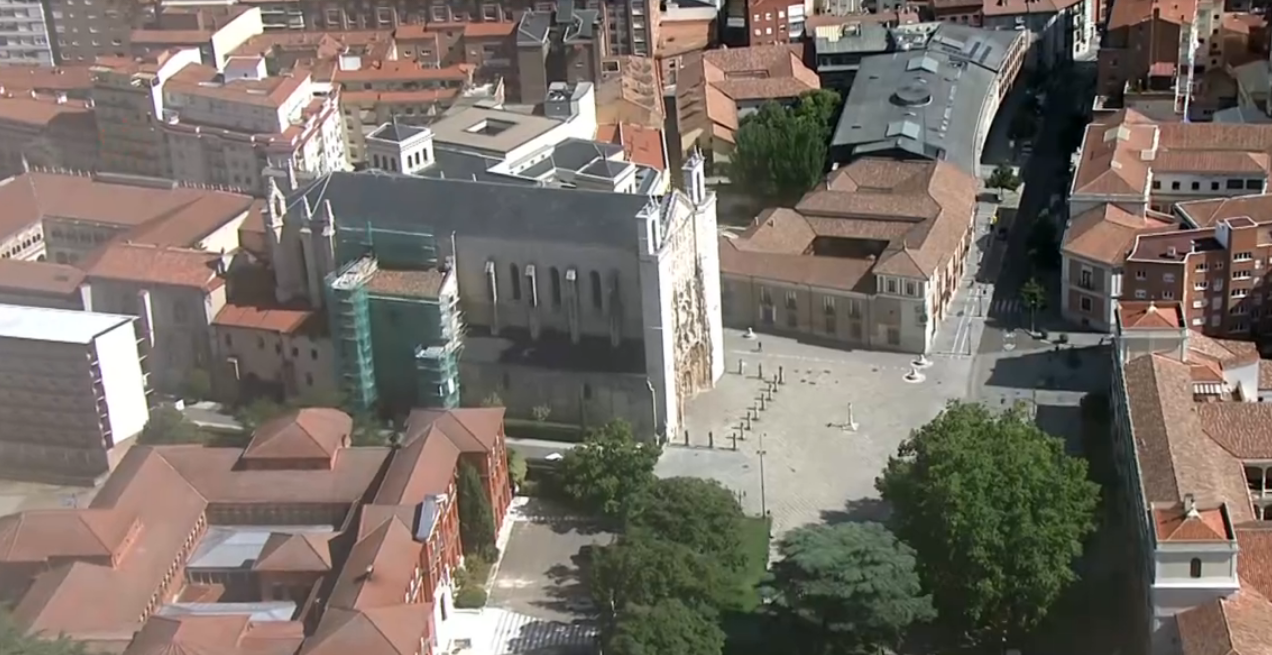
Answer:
[
  {"left": 1184, "top": 493, "right": 1199, "bottom": 518},
  {"left": 1167, "top": 246, "right": 1177, "bottom": 257},
  {"left": 55, "top": 92, "right": 67, "bottom": 105},
  {"left": 1147, "top": 300, "right": 1157, "bottom": 312}
]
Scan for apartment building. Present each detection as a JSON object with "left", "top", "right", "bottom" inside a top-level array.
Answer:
[
  {"left": 48, "top": 0, "right": 154, "bottom": 63},
  {"left": 719, "top": 158, "right": 977, "bottom": 354},
  {"left": 268, "top": 153, "right": 722, "bottom": 439},
  {"left": 1060, "top": 110, "right": 1272, "bottom": 330},
  {"left": 363, "top": 82, "right": 668, "bottom": 192},
  {"left": 0, "top": 0, "right": 53, "bottom": 65},
  {"left": 1098, "top": 0, "right": 1197, "bottom": 99},
  {"left": 90, "top": 48, "right": 348, "bottom": 194},
  {"left": 0, "top": 304, "right": 149, "bottom": 485},
  {"left": 129, "top": 6, "right": 265, "bottom": 71},
  {"left": 744, "top": 0, "right": 806, "bottom": 44},
  {"left": 0, "top": 90, "right": 98, "bottom": 178},
  {"left": 673, "top": 44, "right": 819, "bottom": 170},
  {"left": 90, "top": 48, "right": 201, "bottom": 179},
  {"left": 516, "top": 6, "right": 605, "bottom": 104},
  {"left": 1108, "top": 312, "right": 1272, "bottom": 655},
  {"left": 334, "top": 57, "right": 473, "bottom": 163},
  {"left": 0, "top": 406, "right": 513, "bottom": 655},
  {"left": 806, "top": 10, "right": 921, "bottom": 91},
  {"left": 980, "top": 0, "right": 1096, "bottom": 69}
]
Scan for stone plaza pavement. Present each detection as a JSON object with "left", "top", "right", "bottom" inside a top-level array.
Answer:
[{"left": 659, "top": 327, "right": 977, "bottom": 537}]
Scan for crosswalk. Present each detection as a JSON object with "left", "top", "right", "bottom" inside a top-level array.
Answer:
[
  {"left": 485, "top": 608, "right": 598, "bottom": 655},
  {"left": 988, "top": 298, "right": 1024, "bottom": 316}
]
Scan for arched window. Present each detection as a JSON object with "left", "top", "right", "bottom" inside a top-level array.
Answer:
[
  {"left": 550, "top": 267, "right": 562, "bottom": 307},
  {"left": 1190, "top": 558, "right": 1203, "bottom": 578},
  {"left": 509, "top": 264, "right": 522, "bottom": 301},
  {"left": 590, "top": 270, "right": 603, "bottom": 310}
]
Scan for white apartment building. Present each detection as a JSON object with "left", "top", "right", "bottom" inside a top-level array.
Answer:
[
  {"left": 364, "top": 82, "right": 668, "bottom": 194},
  {"left": 0, "top": 304, "right": 150, "bottom": 484},
  {"left": 91, "top": 48, "right": 348, "bottom": 194},
  {"left": 980, "top": 0, "right": 1096, "bottom": 70},
  {"left": 0, "top": 0, "right": 53, "bottom": 65}
]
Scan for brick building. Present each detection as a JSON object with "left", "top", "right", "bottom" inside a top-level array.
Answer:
[{"left": 0, "top": 406, "right": 512, "bottom": 655}]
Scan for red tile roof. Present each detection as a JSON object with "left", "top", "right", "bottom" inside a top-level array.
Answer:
[{"left": 243, "top": 408, "right": 353, "bottom": 462}]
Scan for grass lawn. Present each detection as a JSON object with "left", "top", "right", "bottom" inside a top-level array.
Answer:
[{"left": 731, "top": 515, "right": 772, "bottom": 612}]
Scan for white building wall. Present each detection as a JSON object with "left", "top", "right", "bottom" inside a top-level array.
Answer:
[
  {"left": 0, "top": 0, "right": 53, "bottom": 66},
  {"left": 93, "top": 320, "right": 150, "bottom": 446},
  {"left": 638, "top": 212, "right": 679, "bottom": 440}
]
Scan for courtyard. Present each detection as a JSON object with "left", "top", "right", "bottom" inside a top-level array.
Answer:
[{"left": 661, "top": 328, "right": 976, "bottom": 536}]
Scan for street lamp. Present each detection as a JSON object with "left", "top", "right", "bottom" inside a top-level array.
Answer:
[{"left": 757, "top": 432, "right": 769, "bottom": 518}]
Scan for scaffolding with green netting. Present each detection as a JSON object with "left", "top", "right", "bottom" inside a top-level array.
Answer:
[{"left": 324, "top": 221, "right": 462, "bottom": 413}]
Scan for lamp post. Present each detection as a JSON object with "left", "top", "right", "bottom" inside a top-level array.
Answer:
[
  {"left": 645, "top": 378, "right": 660, "bottom": 444},
  {"left": 757, "top": 432, "right": 768, "bottom": 517}
]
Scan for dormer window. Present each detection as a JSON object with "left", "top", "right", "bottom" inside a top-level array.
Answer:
[{"left": 1189, "top": 557, "right": 1202, "bottom": 578}]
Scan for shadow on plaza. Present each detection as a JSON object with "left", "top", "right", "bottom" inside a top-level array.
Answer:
[
  {"left": 984, "top": 345, "right": 1110, "bottom": 394},
  {"left": 820, "top": 497, "right": 891, "bottom": 525}
]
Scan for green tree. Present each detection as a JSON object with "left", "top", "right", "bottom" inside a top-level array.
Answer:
[
  {"left": 558, "top": 419, "right": 660, "bottom": 520},
  {"left": 234, "top": 397, "right": 286, "bottom": 432},
  {"left": 1020, "top": 278, "right": 1047, "bottom": 334},
  {"left": 457, "top": 460, "right": 497, "bottom": 560},
  {"left": 876, "top": 401, "right": 1099, "bottom": 648},
  {"left": 138, "top": 406, "right": 205, "bottom": 445},
  {"left": 794, "top": 89, "right": 842, "bottom": 136},
  {"left": 507, "top": 447, "right": 528, "bottom": 491},
  {"left": 727, "top": 101, "right": 829, "bottom": 205},
  {"left": 181, "top": 368, "right": 212, "bottom": 402},
  {"left": 480, "top": 392, "right": 504, "bottom": 408},
  {"left": 628, "top": 477, "right": 746, "bottom": 574},
  {"left": 607, "top": 600, "right": 726, "bottom": 655},
  {"left": 0, "top": 610, "right": 86, "bottom": 655},
  {"left": 766, "top": 522, "right": 934, "bottom": 655},
  {"left": 589, "top": 532, "right": 731, "bottom": 624},
  {"left": 986, "top": 164, "right": 1021, "bottom": 194}
]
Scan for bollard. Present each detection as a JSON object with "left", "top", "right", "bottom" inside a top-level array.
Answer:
[
  {"left": 739, "top": 360, "right": 746, "bottom": 375},
  {"left": 745, "top": 414, "right": 753, "bottom": 431},
  {"left": 758, "top": 362, "right": 764, "bottom": 380},
  {"left": 759, "top": 396, "right": 767, "bottom": 411},
  {"left": 730, "top": 432, "right": 738, "bottom": 450},
  {"left": 684, "top": 429, "right": 690, "bottom": 446},
  {"left": 708, "top": 431, "right": 714, "bottom": 448},
  {"left": 778, "top": 366, "right": 784, "bottom": 384}
]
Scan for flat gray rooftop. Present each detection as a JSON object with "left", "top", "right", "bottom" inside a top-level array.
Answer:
[
  {"left": 186, "top": 525, "right": 334, "bottom": 570},
  {"left": 428, "top": 108, "right": 562, "bottom": 155}
]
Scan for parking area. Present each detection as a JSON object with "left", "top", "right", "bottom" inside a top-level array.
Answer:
[
  {"left": 488, "top": 500, "right": 610, "bottom": 624},
  {"left": 660, "top": 328, "right": 976, "bottom": 536}
]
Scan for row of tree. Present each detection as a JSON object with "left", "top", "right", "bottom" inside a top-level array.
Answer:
[
  {"left": 556, "top": 403, "right": 1101, "bottom": 655},
  {"left": 766, "top": 401, "right": 1100, "bottom": 654},
  {"left": 555, "top": 420, "right": 752, "bottom": 655}
]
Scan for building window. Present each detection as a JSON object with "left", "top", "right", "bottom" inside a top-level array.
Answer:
[
  {"left": 904, "top": 280, "right": 917, "bottom": 296},
  {"left": 224, "top": 334, "right": 232, "bottom": 347},
  {"left": 1227, "top": 179, "right": 1244, "bottom": 190},
  {"left": 257, "top": 336, "right": 265, "bottom": 349},
  {"left": 1191, "top": 181, "right": 1200, "bottom": 190},
  {"left": 1235, "top": 252, "right": 1253, "bottom": 262},
  {"left": 886, "top": 278, "right": 898, "bottom": 294},
  {"left": 590, "top": 270, "right": 603, "bottom": 309},
  {"left": 1135, "top": 270, "right": 1146, "bottom": 280},
  {"left": 1135, "top": 289, "right": 1147, "bottom": 299},
  {"left": 1163, "top": 273, "right": 1175, "bottom": 283},
  {"left": 1189, "top": 558, "right": 1202, "bottom": 578},
  {"left": 1152, "top": 180, "right": 1161, "bottom": 190},
  {"left": 509, "top": 264, "right": 522, "bottom": 301},
  {"left": 1212, "top": 181, "right": 1221, "bottom": 191},
  {"left": 550, "top": 267, "right": 562, "bottom": 307},
  {"left": 1171, "top": 181, "right": 1180, "bottom": 190},
  {"left": 1080, "top": 296, "right": 1092, "bottom": 312}
]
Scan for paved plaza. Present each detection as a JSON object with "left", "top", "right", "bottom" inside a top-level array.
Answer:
[{"left": 660, "top": 328, "right": 975, "bottom": 536}]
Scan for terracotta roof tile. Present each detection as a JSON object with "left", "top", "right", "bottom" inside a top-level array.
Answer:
[
  {"left": 1177, "top": 194, "right": 1272, "bottom": 228},
  {"left": 1118, "top": 300, "right": 1184, "bottom": 329},
  {"left": 1062, "top": 204, "right": 1171, "bottom": 265},
  {"left": 123, "top": 614, "right": 304, "bottom": 655},
  {"left": 1154, "top": 504, "right": 1230, "bottom": 542},
  {"left": 597, "top": 123, "right": 667, "bottom": 171},
  {"left": 1199, "top": 403, "right": 1272, "bottom": 459},
  {"left": 1109, "top": 0, "right": 1196, "bottom": 30},
  {"left": 152, "top": 446, "right": 388, "bottom": 506},
  {"left": 252, "top": 532, "right": 333, "bottom": 572},
  {"left": 0, "top": 260, "right": 84, "bottom": 297},
  {"left": 722, "top": 159, "right": 975, "bottom": 291},
  {"left": 213, "top": 301, "right": 320, "bottom": 334},
  {"left": 242, "top": 408, "right": 353, "bottom": 461},
  {"left": 83, "top": 243, "right": 227, "bottom": 290},
  {"left": 301, "top": 605, "right": 431, "bottom": 655},
  {"left": 327, "top": 518, "right": 421, "bottom": 611}
]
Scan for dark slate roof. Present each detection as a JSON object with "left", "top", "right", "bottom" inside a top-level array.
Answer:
[
  {"left": 831, "top": 22, "right": 1019, "bottom": 175},
  {"left": 368, "top": 122, "right": 429, "bottom": 144},
  {"left": 292, "top": 171, "right": 656, "bottom": 249},
  {"left": 580, "top": 159, "right": 630, "bottom": 180}
]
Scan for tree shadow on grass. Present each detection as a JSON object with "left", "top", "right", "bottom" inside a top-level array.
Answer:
[{"left": 820, "top": 497, "right": 891, "bottom": 525}]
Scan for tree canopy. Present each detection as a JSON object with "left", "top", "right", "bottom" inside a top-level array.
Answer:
[
  {"left": 557, "top": 419, "right": 660, "bottom": 520},
  {"left": 607, "top": 599, "right": 726, "bottom": 655},
  {"left": 986, "top": 164, "right": 1021, "bottom": 192},
  {"left": 138, "top": 406, "right": 205, "bottom": 445},
  {"left": 876, "top": 401, "right": 1099, "bottom": 647},
  {"left": 727, "top": 90, "right": 840, "bottom": 205},
  {"left": 766, "top": 522, "right": 934, "bottom": 655},
  {"left": 589, "top": 531, "right": 732, "bottom": 623},
  {"left": 0, "top": 611, "right": 85, "bottom": 655},
  {"left": 457, "top": 460, "right": 497, "bottom": 560},
  {"left": 628, "top": 477, "right": 746, "bottom": 574}
]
